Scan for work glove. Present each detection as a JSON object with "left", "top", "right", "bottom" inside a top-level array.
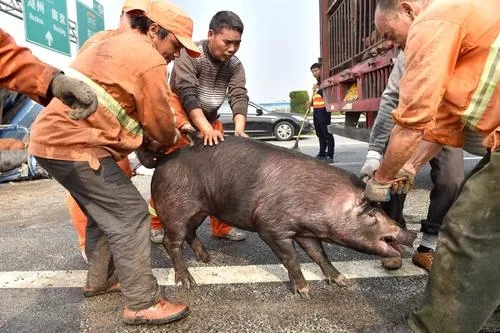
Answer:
[
  {"left": 49, "top": 74, "right": 98, "bottom": 120},
  {"left": 364, "top": 176, "right": 392, "bottom": 202},
  {"left": 360, "top": 150, "right": 382, "bottom": 182},
  {"left": 390, "top": 166, "right": 416, "bottom": 195}
]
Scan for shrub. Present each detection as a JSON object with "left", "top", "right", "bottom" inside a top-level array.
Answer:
[{"left": 289, "top": 90, "right": 309, "bottom": 114}]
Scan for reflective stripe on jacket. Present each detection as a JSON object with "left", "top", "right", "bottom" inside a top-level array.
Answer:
[{"left": 312, "top": 93, "right": 325, "bottom": 109}]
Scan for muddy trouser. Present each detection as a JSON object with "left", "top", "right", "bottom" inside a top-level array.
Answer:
[
  {"left": 408, "top": 149, "right": 500, "bottom": 333},
  {"left": 313, "top": 109, "right": 335, "bottom": 157},
  {"left": 35, "top": 156, "right": 161, "bottom": 310},
  {"left": 380, "top": 146, "right": 464, "bottom": 232}
]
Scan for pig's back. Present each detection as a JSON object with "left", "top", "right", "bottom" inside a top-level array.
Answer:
[{"left": 153, "top": 136, "right": 366, "bottom": 222}]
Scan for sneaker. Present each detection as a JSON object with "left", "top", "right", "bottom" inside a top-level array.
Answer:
[
  {"left": 123, "top": 297, "right": 189, "bottom": 325},
  {"left": 83, "top": 282, "right": 121, "bottom": 297},
  {"left": 217, "top": 229, "right": 246, "bottom": 241},
  {"left": 412, "top": 250, "right": 434, "bottom": 271},
  {"left": 325, "top": 156, "right": 334, "bottom": 164},
  {"left": 150, "top": 229, "right": 164, "bottom": 244},
  {"left": 381, "top": 256, "right": 403, "bottom": 270}
]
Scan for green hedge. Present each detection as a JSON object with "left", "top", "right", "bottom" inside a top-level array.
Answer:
[{"left": 289, "top": 90, "right": 309, "bottom": 114}]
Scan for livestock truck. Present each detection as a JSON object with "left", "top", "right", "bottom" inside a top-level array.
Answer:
[{"left": 318, "top": 0, "right": 484, "bottom": 156}]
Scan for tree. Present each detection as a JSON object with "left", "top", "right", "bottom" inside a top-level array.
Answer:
[{"left": 289, "top": 90, "right": 309, "bottom": 114}]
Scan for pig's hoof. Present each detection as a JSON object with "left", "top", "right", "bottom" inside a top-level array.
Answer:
[
  {"left": 175, "top": 272, "right": 196, "bottom": 289},
  {"left": 197, "top": 250, "right": 210, "bottom": 263},
  {"left": 297, "top": 288, "right": 311, "bottom": 299},
  {"left": 333, "top": 274, "right": 347, "bottom": 286}
]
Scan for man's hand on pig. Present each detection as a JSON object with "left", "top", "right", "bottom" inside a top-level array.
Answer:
[
  {"left": 202, "top": 128, "right": 224, "bottom": 146},
  {"left": 137, "top": 132, "right": 166, "bottom": 168},
  {"left": 360, "top": 150, "right": 382, "bottom": 182},
  {"left": 390, "top": 166, "right": 416, "bottom": 195},
  {"left": 234, "top": 130, "right": 250, "bottom": 138}
]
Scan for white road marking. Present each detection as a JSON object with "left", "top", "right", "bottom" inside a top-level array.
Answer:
[{"left": 0, "top": 259, "right": 426, "bottom": 289}]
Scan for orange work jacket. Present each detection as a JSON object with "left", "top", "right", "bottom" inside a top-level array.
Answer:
[
  {"left": 28, "top": 30, "right": 178, "bottom": 169},
  {"left": 392, "top": 0, "right": 500, "bottom": 151},
  {"left": 0, "top": 28, "right": 59, "bottom": 106}
]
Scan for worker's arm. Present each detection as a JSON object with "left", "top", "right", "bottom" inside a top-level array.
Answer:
[{"left": 227, "top": 63, "right": 249, "bottom": 137}]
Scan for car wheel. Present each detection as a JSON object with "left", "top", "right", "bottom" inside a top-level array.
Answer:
[{"left": 273, "top": 121, "right": 295, "bottom": 141}]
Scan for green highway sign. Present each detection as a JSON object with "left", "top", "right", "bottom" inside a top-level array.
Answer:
[
  {"left": 76, "top": 0, "right": 105, "bottom": 49},
  {"left": 22, "top": 0, "right": 71, "bottom": 56}
]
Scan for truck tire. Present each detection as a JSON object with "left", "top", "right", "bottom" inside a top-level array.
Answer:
[
  {"left": 463, "top": 127, "right": 487, "bottom": 156},
  {"left": 345, "top": 112, "right": 360, "bottom": 127}
]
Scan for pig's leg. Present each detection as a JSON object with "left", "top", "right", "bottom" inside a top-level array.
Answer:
[
  {"left": 162, "top": 214, "right": 197, "bottom": 289},
  {"left": 294, "top": 237, "right": 347, "bottom": 286},
  {"left": 258, "top": 234, "right": 310, "bottom": 298},
  {"left": 185, "top": 214, "right": 210, "bottom": 263}
]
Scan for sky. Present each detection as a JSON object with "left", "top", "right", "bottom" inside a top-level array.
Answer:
[{"left": 1, "top": 0, "right": 320, "bottom": 103}]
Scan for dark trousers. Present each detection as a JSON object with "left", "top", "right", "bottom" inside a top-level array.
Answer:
[
  {"left": 313, "top": 109, "right": 335, "bottom": 157},
  {"left": 35, "top": 156, "right": 161, "bottom": 310},
  {"left": 409, "top": 149, "right": 500, "bottom": 333},
  {"left": 381, "top": 146, "right": 464, "bottom": 234}
]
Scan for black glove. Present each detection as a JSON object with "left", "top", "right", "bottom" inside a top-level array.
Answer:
[{"left": 49, "top": 74, "right": 98, "bottom": 120}]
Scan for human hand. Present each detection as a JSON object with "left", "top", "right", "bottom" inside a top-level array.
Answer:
[
  {"left": 390, "top": 166, "right": 416, "bottom": 195},
  {"left": 360, "top": 150, "right": 382, "bottom": 182},
  {"left": 49, "top": 74, "right": 98, "bottom": 120},
  {"left": 364, "top": 176, "right": 392, "bottom": 202},
  {"left": 234, "top": 130, "right": 250, "bottom": 138},
  {"left": 201, "top": 128, "right": 224, "bottom": 146}
]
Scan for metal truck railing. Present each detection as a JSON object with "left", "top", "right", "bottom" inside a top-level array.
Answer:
[{"left": 325, "top": 0, "right": 386, "bottom": 76}]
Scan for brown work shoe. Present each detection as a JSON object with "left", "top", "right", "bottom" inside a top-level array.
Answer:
[
  {"left": 123, "top": 298, "right": 189, "bottom": 325},
  {"left": 83, "top": 282, "right": 121, "bottom": 297},
  {"left": 381, "top": 256, "right": 403, "bottom": 270},
  {"left": 412, "top": 250, "right": 434, "bottom": 272}
]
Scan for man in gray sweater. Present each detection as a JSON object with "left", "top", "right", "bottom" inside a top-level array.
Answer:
[
  {"left": 360, "top": 52, "right": 464, "bottom": 271},
  {"left": 165, "top": 10, "right": 249, "bottom": 242}
]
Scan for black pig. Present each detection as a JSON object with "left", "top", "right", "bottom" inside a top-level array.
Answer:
[{"left": 151, "top": 136, "right": 416, "bottom": 298}]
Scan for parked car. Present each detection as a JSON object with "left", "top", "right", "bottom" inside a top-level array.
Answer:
[
  {"left": 0, "top": 89, "right": 45, "bottom": 183},
  {"left": 218, "top": 100, "right": 313, "bottom": 141}
]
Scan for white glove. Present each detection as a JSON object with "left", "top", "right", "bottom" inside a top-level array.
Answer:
[{"left": 360, "top": 150, "right": 382, "bottom": 182}]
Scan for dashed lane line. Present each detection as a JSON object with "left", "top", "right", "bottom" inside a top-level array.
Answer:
[{"left": 0, "top": 259, "right": 426, "bottom": 289}]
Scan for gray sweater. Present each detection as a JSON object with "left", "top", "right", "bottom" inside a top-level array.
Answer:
[
  {"left": 368, "top": 51, "right": 405, "bottom": 154},
  {"left": 170, "top": 40, "right": 249, "bottom": 123}
]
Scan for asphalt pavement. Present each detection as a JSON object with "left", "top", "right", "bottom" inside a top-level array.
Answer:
[{"left": 0, "top": 135, "right": 482, "bottom": 333}]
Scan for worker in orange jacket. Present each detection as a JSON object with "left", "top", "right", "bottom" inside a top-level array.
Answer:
[
  {"left": 65, "top": 0, "right": 163, "bottom": 264},
  {"left": 28, "top": 0, "right": 201, "bottom": 325},
  {"left": 362, "top": 0, "right": 500, "bottom": 332},
  {"left": 0, "top": 29, "right": 97, "bottom": 117}
]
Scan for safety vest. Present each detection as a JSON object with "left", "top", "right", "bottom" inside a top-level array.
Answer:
[{"left": 312, "top": 92, "right": 325, "bottom": 109}]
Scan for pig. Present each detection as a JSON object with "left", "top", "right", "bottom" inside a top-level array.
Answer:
[{"left": 151, "top": 136, "right": 416, "bottom": 298}]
